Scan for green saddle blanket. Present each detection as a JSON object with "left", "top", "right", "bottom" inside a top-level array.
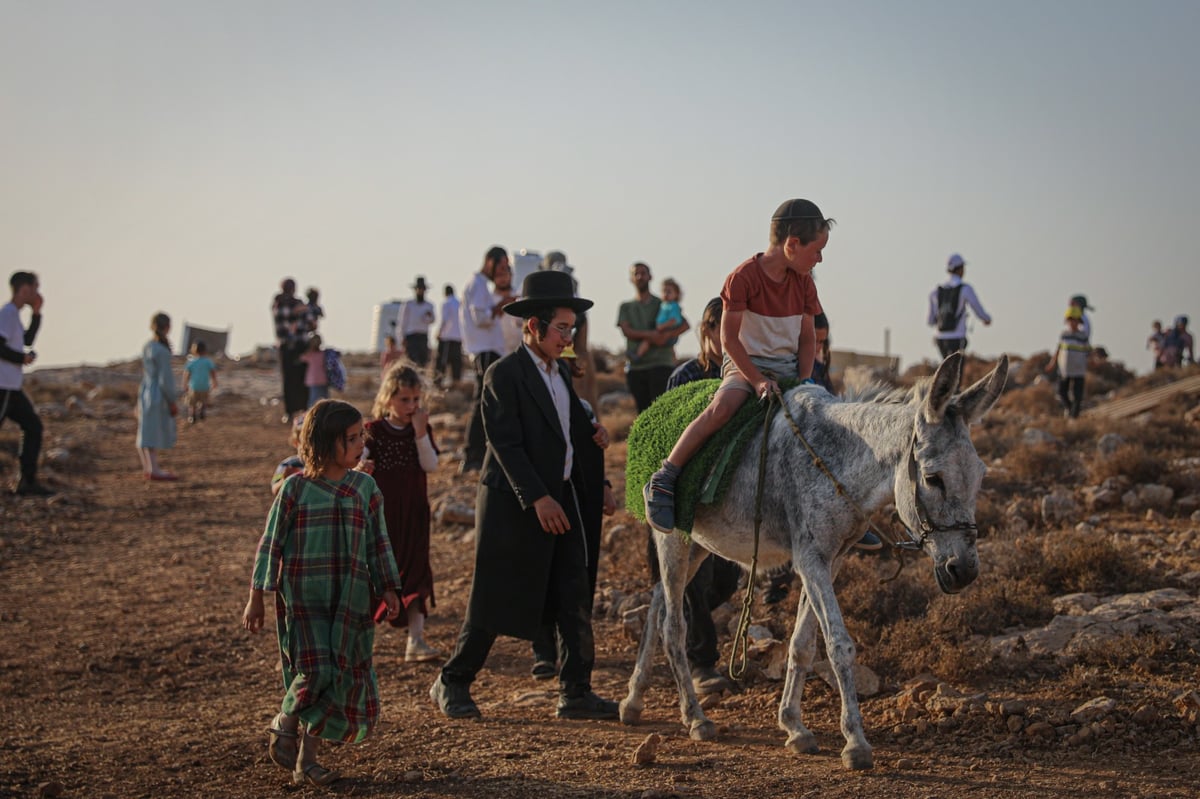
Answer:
[{"left": 625, "top": 379, "right": 792, "bottom": 534}]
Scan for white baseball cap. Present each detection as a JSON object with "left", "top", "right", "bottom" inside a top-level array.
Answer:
[{"left": 946, "top": 253, "right": 966, "bottom": 271}]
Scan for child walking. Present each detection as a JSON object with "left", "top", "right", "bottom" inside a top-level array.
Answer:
[
  {"left": 1046, "top": 306, "right": 1090, "bottom": 418},
  {"left": 634, "top": 277, "right": 685, "bottom": 360},
  {"left": 299, "top": 334, "right": 329, "bottom": 408},
  {"left": 360, "top": 363, "right": 442, "bottom": 662},
  {"left": 183, "top": 340, "right": 217, "bottom": 423},
  {"left": 242, "top": 399, "right": 401, "bottom": 788}
]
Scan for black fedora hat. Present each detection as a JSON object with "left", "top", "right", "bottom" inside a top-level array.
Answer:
[
  {"left": 504, "top": 270, "right": 593, "bottom": 318},
  {"left": 412, "top": 276, "right": 428, "bottom": 290}
]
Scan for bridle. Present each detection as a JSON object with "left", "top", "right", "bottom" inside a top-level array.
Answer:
[{"left": 901, "top": 432, "right": 980, "bottom": 551}]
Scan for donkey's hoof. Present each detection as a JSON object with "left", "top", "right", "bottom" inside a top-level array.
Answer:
[
  {"left": 619, "top": 700, "right": 642, "bottom": 725},
  {"left": 841, "top": 744, "right": 874, "bottom": 770},
  {"left": 785, "top": 732, "right": 819, "bottom": 755},
  {"left": 688, "top": 719, "right": 718, "bottom": 741}
]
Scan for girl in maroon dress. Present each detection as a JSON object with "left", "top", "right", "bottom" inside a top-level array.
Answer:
[{"left": 361, "top": 363, "right": 441, "bottom": 662}]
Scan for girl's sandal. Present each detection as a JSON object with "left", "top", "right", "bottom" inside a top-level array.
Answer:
[
  {"left": 293, "top": 763, "right": 339, "bottom": 787},
  {"left": 267, "top": 715, "right": 299, "bottom": 771}
]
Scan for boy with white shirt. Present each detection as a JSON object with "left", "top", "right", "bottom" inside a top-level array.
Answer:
[{"left": 0, "top": 271, "right": 53, "bottom": 496}]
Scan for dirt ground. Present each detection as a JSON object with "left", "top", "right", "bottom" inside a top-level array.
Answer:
[{"left": 1, "top": 361, "right": 1198, "bottom": 799}]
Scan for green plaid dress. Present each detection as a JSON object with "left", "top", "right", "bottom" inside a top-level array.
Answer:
[{"left": 251, "top": 470, "right": 400, "bottom": 743}]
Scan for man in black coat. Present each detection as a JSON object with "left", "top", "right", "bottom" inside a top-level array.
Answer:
[{"left": 431, "top": 270, "right": 618, "bottom": 721}]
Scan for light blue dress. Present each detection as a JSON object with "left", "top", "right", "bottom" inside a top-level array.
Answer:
[{"left": 137, "top": 339, "right": 178, "bottom": 449}]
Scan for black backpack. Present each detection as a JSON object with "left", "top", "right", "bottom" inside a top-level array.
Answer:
[{"left": 935, "top": 285, "right": 964, "bottom": 332}]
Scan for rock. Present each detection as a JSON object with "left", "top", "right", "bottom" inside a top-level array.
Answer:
[
  {"left": 1040, "top": 490, "right": 1078, "bottom": 525},
  {"left": 812, "top": 660, "right": 881, "bottom": 697},
  {"left": 1082, "top": 485, "right": 1122, "bottom": 511},
  {"left": 436, "top": 500, "right": 475, "bottom": 526},
  {"left": 1177, "top": 494, "right": 1200, "bottom": 515},
  {"left": 1193, "top": 510, "right": 1200, "bottom": 523},
  {"left": 1022, "top": 428, "right": 1059, "bottom": 446},
  {"left": 1006, "top": 715, "right": 1025, "bottom": 733},
  {"left": 1052, "top": 593, "right": 1100, "bottom": 615},
  {"left": 760, "top": 640, "right": 789, "bottom": 681},
  {"left": 1136, "top": 484, "right": 1175, "bottom": 512},
  {"left": 1131, "top": 705, "right": 1160, "bottom": 725},
  {"left": 745, "top": 624, "right": 775, "bottom": 644},
  {"left": 403, "top": 770, "right": 424, "bottom": 783},
  {"left": 1096, "top": 433, "right": 1125, "bottom": 456},
  {"left": 36, "top": 783, "right": 64, "bottom": 798},
  {"left": 1145, "top": 508, "right": 1168, "bottom": 525},
  {"left": 999, "top": 699, "right": 1028, "bottom": 716},
  {"left": 894, "top": 758, "right": 919, "bottom": 770},
  {"left": 601, "top": 523, "right": 627, "bottom": 551},
  {"left": 1025, "top": 721, "right": 1056, "bottom": 740},
  {"left": 1070, "top": 697, "right": 1116, "bottom": 724},
  {"left": 1173, "top": 690, "right": 1200, "bottom": 723},
  {"left": 632, "top": 733, "right": 662, "bottom": 766}
]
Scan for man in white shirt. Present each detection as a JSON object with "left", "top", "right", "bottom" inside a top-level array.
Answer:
[
  {"left": 0, "top": 271, "right": 52, "bottom": 496},
  {"left": 492, "top": 260, "right": 524, "bottom": 356},
  {"left": 459, "top": 246, "right": 513, "bottom": 473},
  {"left": 435, "top": 284, "right": 463, "bottom": 386},
  {"left": 398, "top": 276, "right": 436, "bottom": 367},
  {"left": 927, "top": 253, "right": 992, "bottom": 358}
]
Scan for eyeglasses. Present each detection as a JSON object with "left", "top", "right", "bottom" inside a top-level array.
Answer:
[{"left": 549, "top": 324, "right": 576, "bottom": 339}]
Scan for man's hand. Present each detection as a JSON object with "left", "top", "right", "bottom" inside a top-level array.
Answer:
[
  {"left": 532, "top": 495, "right": 569, "bottom": 535},
  {"left": 30, "top": 292, "right": 44, "bottom": 314},
  {"left": 591, "top": 423, "right": 609, "bottom": 450}
]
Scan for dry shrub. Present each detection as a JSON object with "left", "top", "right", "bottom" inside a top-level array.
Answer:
[
  {"left": 994, "top": 380, "right": 1061, "bottom": 416},
  {"left": 837, "top": 555, "right": 933, "bottom": 628},
  {"left": 1086, "top": 443, "right": 1164, "bottom": 485},
  {"left": 1016, "top": 531, "right": 1159, "bottom": 595},
  {"left": 1003, "top": 442, "right": 1078, "bottom": 484},
  {"left": 870, "top": 616, "right": 991, "bottom": 683},
  {"left": 1071, "top": 631, "right": 1174, "bottom": 670}
]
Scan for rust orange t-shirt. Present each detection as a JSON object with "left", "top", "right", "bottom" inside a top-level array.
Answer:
[{"left": 721, "top": 254, "right": 823, "bottom": 360}]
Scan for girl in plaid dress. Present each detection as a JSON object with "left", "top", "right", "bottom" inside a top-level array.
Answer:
[{"left": 242, "top": 399, "right": 402, "bottom": 788}]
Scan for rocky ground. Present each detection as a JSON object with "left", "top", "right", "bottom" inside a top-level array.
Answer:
[{"left": 1, "top": 353, "right": 1198, "bottom": 799}]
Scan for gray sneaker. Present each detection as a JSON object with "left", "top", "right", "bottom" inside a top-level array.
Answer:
[
  {"left": 642, "top": 477, "right": 676, "bottom": 533},
  {"left": 429, "top": 675, "right": 481, "bottom": 719}
]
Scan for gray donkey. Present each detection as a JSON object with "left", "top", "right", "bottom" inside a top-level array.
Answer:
[{"left": 620, "top": 352, "right": 1008, "bottom": 770}]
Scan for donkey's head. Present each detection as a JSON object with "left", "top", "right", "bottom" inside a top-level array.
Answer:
[{"left": 895, "top": 352, "right": 1008, "bottom": 594}]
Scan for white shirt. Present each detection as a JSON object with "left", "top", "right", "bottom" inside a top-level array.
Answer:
[
  {"left": 523, "top": 343, "right": 573, "bottom": 480},
  {"left": 0, "top": 302, "right": 27, "bottom": 390},
  {"left": 461, "top": 272, "right": 505, "bottom": 356},
  {"left": 927, "top": 275, "right": 992, "bottom": 340},
  {"left": 495, "top": 290, "right": 524, "bottom": 355},
  {"left": 438, "top": 296, "right": 462, "bottom": 342},
  {"left": 398, "top": 299, "right": 435, "bottom": 337}
]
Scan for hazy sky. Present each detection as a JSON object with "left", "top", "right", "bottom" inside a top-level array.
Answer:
[{"left": 3, "top": 1, "right": 1197, "bottom": 374}]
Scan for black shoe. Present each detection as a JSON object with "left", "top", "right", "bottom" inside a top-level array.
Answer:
[
  {"left": 429, "top": 675, "right": 481, "bottom": 719},
  {"left": 853, "top": 530, "right": 883, "bottom": 551},
  {"left": 531, "top": 660, "right": 558, "bottom": 680},
  {"left": 13, "top": 479, "right": 54, "bottom": 497},
  {"left": 556, "top": 691, "right": 619, "bottom": 720}
]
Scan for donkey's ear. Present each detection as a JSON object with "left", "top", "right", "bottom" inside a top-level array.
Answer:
[
  {"left": 924, "top": 352, "right": 964, "bottom": 423},
  {"left": 954, "top": 354, "right": 1008, "bottom": 425}
]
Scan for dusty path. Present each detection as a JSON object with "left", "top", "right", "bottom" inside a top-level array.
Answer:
[{"left": 1, "top": 365, "right": 1198, "bottom": 798}]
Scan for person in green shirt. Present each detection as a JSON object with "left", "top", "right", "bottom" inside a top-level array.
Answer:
[{"left": 617, "top": 262, "right": 689, "bottom": 412}]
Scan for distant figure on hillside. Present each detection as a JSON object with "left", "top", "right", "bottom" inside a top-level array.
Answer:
[
  {"left": 1159, "top": 315, "right": 1195, "bottom": 368},
  {"left": 0, "top": 271, "right": 52, "bottom": 496},
  {"left": 399, "top": 277, "right": 436, "bottom": 368},
  {"left": 272, "top": 278, "right": 309, "bottom": 424},
  {"left": 927, "top": 253, "right": 991, "bottom": 357},
  {"left": 183, "top": 340, "right": 218, "bottom": 424},
  {"left": 435, "top": 284, "right": 463, "bottom": 386},
  {"left": 1147, "top": 320, "right": 1165, "bottom": 370},
  {"left": 1046, "top": 306, "right": 1090, "bottom": 419},
  {"left": 459, "top": 246, "right": 512, "bottom": 474},
  {"left": 1069, "top": 294, "right": 1093, "bottom": 340},
  {"left": 138, "top": 312, "right": 179, "bottom": 481},
  {"left": 304, "top": 287, "right": 324, "bottom": 333},
  {"left": 299, "top": 334, "right": 330, "bottom": 408},
  {"left": 492, "top": 259, "right": 523, "bottom": 355},
  {"left": 380, "top": 335, "right": 404, "bottom": 376},
  {"left": 542, "top": 251, "right": 598, "bottom": 409}
]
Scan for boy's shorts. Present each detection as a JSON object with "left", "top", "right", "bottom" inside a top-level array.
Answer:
[
  {"left": 718, "top": 354, "right": 797, "bottom": 396},
  {"left": 189, "top": 389, "right": 210, "bottom": 405}
]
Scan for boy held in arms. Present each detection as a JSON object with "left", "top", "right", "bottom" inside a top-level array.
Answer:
[{"left": 643, "top": 199, "right": 831, "bottom": 533}]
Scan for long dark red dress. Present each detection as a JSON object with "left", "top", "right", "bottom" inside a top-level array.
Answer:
[{"left": 364, "top": 418, "right": 437, "bottom": 626}]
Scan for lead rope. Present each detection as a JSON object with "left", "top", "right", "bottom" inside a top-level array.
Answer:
[{"left": 729, "top": 394, "right": 776, "bottom": 680}]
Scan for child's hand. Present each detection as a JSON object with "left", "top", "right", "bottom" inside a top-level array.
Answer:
[
  {"left": 168, "top": 402, "right": 178, "bottom": 417},
  {"left": 412, "top": 407, "right": 429, "bottom": 438},
  {"left": 356, "top": 459, "right": 375, "bottom": 475},
  {"left": 381, "top": 589, "right": 401, "bottom": 622},
  {"left": 602, "top": 484, "right": 617, "bottom": 516},
  {"left": 242, "top": 590, "right": 265, "bottom": 633},
  {"left": 591, "top": 423, "right": 609, "bottom": 450}
]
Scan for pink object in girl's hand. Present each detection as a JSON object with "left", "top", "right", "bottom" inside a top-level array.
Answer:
[{"left": 373, "top": 600, "right": 389, "bottom": 624}]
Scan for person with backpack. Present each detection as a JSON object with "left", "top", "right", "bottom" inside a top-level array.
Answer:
[
  {"left": 927, "top": 253, "right": 992, "bottom": 358},
  {"left": 1159, "top": 315, "right": 1196, "bottom": 368}
]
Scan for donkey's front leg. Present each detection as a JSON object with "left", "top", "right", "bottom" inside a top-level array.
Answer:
[
  {"left": 619, "top": 583, "right": 662, "bottom": 725},
  {"left": 795, "top": 558, "right": 873, "bottom": 770},
  {"left": 778, "top": 580, "right": 821, "bottom": 754},
  {"left": 656, "top": 530, "right": 717, "bottom": 741}
]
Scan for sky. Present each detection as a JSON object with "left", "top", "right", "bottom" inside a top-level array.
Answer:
[{"left": 3, "top": 0, "right": 1197, "bottom": 375}]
